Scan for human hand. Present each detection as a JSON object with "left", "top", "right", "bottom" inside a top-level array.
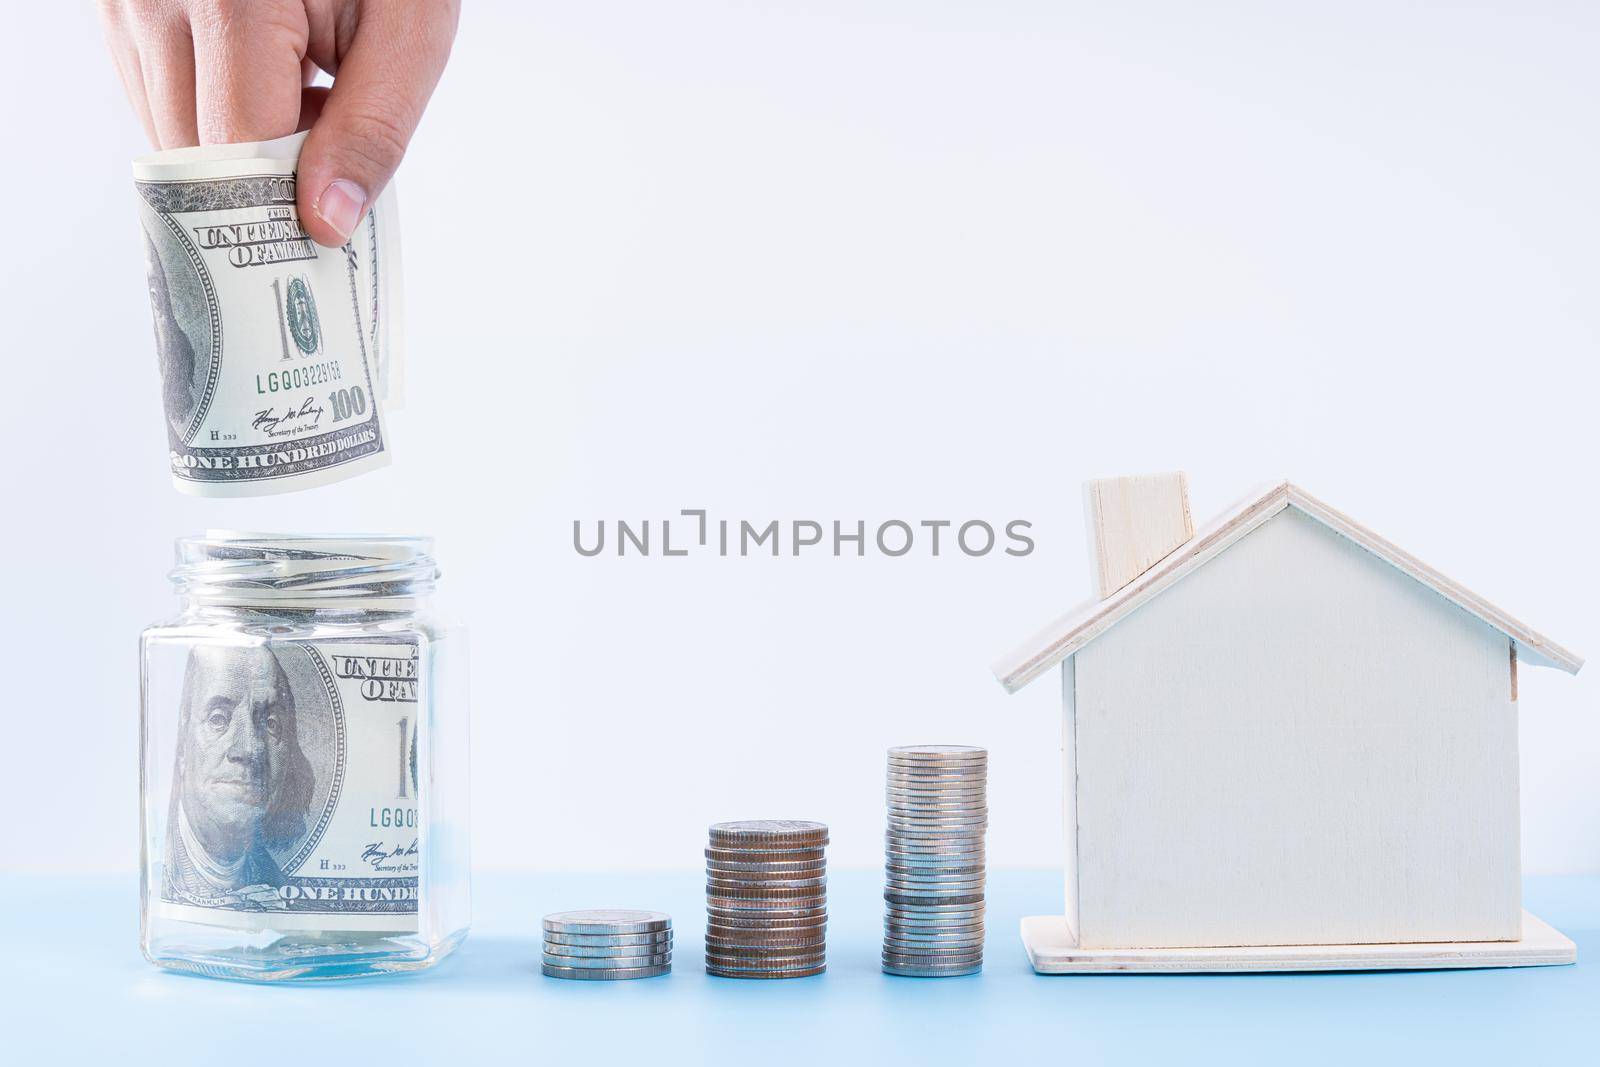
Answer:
[{"left": 100, "top": 0, "right": 458, "bottom": 246}]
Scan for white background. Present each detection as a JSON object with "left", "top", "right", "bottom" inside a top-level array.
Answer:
[{"left": 1, "top": 1, "right": 1594, "bottom": 876}]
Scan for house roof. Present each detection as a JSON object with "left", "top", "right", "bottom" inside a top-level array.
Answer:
[{"left": 992, "top": 481, "right": 1584, "bottom": 694}]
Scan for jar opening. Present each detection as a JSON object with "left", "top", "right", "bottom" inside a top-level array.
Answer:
[{"left": 172, "top": 532, "right": 437, "bottom": 610}]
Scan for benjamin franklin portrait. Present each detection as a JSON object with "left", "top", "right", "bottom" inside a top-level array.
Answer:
[
  {"left": 137, "top": 203, "right": 215, "bottom": 444},
  {"left": 163, "top": 646, "right": 316, "bottom": 905}
]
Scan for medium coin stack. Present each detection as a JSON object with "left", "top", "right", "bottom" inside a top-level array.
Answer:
[
  {"left": 541, "top": 909, "right": 673, "bottom": 980},
  {"left": 705, "top": 820, "right": 830, "bottom": 979},
  {"left": 883, "top": 745, "right": 988, "bottom": 977}
]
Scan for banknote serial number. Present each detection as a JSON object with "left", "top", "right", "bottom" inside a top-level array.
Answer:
[{"left": 257, "top": 361, "right": 343, "bottom": 393}]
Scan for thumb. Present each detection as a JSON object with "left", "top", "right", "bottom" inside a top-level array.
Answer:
[{"left": 297, "top": 0, "right": 458, "bottom": 247}]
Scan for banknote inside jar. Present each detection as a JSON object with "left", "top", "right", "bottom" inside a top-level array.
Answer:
[{"left": 153, "top": 534, "right": 441, "bottom": 935}]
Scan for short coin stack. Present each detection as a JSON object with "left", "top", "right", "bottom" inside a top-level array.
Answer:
[
  {"left": 883, "top": 745, "right": 988, "bottom": 977},
  {"left": 705, "top": 820, "right": 829, "bottom": 979},
  {"left": 542, "top": 909, "right": 673, "bottom": 980}
]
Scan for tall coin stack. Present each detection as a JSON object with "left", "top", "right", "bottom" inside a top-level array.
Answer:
[
  {"left": 883, "top": 745, "right": 988, "bottom": 977},
  {"left": 541, "top": 909, "right": 673, "bottom": 980},
  {"left": 705, "top": 820, "right": 830, "bottom": 979}
]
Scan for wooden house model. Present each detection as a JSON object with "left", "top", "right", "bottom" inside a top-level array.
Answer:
[{"left": 992, "top": 474, "right": 1584, "bottom": 973}]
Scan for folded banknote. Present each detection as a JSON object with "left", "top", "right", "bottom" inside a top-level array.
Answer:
[{"left": 133, "top": 133, "right": 404, "bottom": 496}]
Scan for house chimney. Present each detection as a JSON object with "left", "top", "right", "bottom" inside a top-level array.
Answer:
[{"left": 1084, "top": 472, "right": 1194, "bottom": 599}]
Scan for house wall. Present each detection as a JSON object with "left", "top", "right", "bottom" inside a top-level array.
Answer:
[
  {"left": 1060, "top": 655, "right": 1079, "bottom": 945},
  {"left": 1072, "top": 507, "right": 1520, "bottom": 949}
]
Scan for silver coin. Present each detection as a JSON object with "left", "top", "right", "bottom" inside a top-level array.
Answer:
[
  {"left": 884, "top": 925, "right": 986, "bottom": 941},
  {"left": 886, "top": 882, "right": 988, "bottom": 897},
  {"left": 887, "top": 793, "right": 989, "bottom": 806},
  {"left": 543, "top": 962, "right": 672, "bottom": 981},
  {"left": 543, "top": 929, "right": 675, "bottom": 948},
  {"left": 706, "top": 908, "right": 828, "bottom": 922},
  {"left": 704, "top": 846, "right": 827, "bottom": 863},
  {"left": 882, "top": 957, "right": 984, "bottom": 967},
  {"left": 885, "top": 853, "right": 987, "bottom": 865},
  {"left": 542, "top": 950, "right": 673, "bottom": 969},
  {"left": 887, "top": 771, "right": 987, "bottom": 782},
  {"left": 887, "top": 770, "right": 987, "bottom": 781},
  {"left": 888, "top": 768, "right": 986, "bottom": 778},
  {"left": 705, "top": 868, "right": 828, "bottom": 880},
  {"left": 883, "top": 943, "right": 985, "bottom": 959},
  {"left": 704, "top": 857, "right": 825, "bottom": 870},
  {"left": 885, "top": 910, "right": 986, "bottom": 921},
  {"left": 704, "top": 951, "right": 826, "bottom": 965},
  {"left": 886, "top": 775, "right": 987, "bottom": 787},
  {"left": 705, "top": 937, "right": 827, "bottom": 952},
  {"left": 885, "top": 887, "right": 987, "bottom": 900},
  {"left": 541, "top": 938, "right": 675, "bottom": 958},
  {"left": 888, "top": 745, "right": 987, "bottom": 757},
  {"left": 706, "top": 915, "right": 828, "bottom": 928},
  {"left": 706, "top": 925, "right": 827, "bottom": 938},
  {"left": 882, "top": 950, "right": 985, "bottom": 966},
  {"left": 708, "top": 820, "right": 829, "bottom": 844},
  {"left": 887, "top": 834, "right": 988, "bottom": 845},
  {"left": 885, "top": 851, "right": 987, "bottom": 866},
  {"left": 882, "top": 927, "right": 986, "bottom": 943},
  {"left": 705, "top": 927, "right": 827, "bottom": 943},
  {"left": 886, "top": 781, "right": 988, "bottom": 793},
  {"left": 885, "top": 868, "right": 988, "bottom": 883},
  {"left": 706, "top": 890, "right": 827, "bottom": 906},
  {"left": 706, "top": 963, "right": 826, "bottom": 979},
  {"left": 885, "top": 861, "right": 985, "bottom": 875},
  {"left": 885, "top": 860, "right": 987, "bottom": 873},
  {"left": 706, "top": 876, "right": 828, "bottom": 890},
  {"left": 887, "top": 799, "right": 986, "bottom": 810},
  {"left": 885, "top": 905, "right": 986, "bottom": 919},
  {"left": 889, "top": 883, "right": 985, "bottom": 902},
  {"left": 705, "top": 947, "right": 827, "bottom": 963},
  {"left": 885, "top": 865, "right": 988, "bottom": 879},
  {"left": 889, "top": 857, "right": 985, "bottom": 870},
  {"left": 887, "top": 826, "right": 987, "bottom": 839},
  {"left": 885, "top": 838, "right": 987, "bottom": 852},
  {"left": 706, "top": 913, "right": 829, "bottom": 930},
  {"left": 887, "top": 780, "right": 987, "bottom": 790},
  {"left": 884, "top": 923, "right": 985, "bottom": 936},
  {"left": 882, "top": 960, "right": 982, "bottom": 977},
  {"left": 885, "top": 909, "right": 986, "bottom": 922},
  {"left": 543, "top": 909, "right": 672, "bottom": 935},
  {"left": 706, "top": 904, "right": 828, "bottom": 919}
]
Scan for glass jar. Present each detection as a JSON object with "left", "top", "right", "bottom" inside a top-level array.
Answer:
[{"left": 139, "top": 533, "right": 470, "bottom": 981}]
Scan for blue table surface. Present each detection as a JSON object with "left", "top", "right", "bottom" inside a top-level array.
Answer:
[{"left": 3, "top": 871, "right": 1595, "bottom": 1065}]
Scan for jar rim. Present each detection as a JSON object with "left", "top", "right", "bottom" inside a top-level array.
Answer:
[{"left": 172, "top": 531, "right": 438, "bottom": 609}]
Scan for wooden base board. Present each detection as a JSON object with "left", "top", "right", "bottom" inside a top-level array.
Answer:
[{"left": 1021, "top": 911, "right": 1576, "bottom": 974}]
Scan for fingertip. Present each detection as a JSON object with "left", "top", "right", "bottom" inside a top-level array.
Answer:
[{"left": 299, "top": 174, "right": 367, "bottom": 248}]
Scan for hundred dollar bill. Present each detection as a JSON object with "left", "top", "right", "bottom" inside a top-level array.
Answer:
[
  {"left": 133, "top": 133, "right": 404, "bottom": 496},
  {"left": 159, "top": 639, "right": 423, "bottom": 932}
]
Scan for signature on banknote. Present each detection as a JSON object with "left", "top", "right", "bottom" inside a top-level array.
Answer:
[
  {"left": 362, "top": 840, "right": 420, "bottom": 872},
  {"left": 253, "top": 396, "right": 327, "bottom": 437}
]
